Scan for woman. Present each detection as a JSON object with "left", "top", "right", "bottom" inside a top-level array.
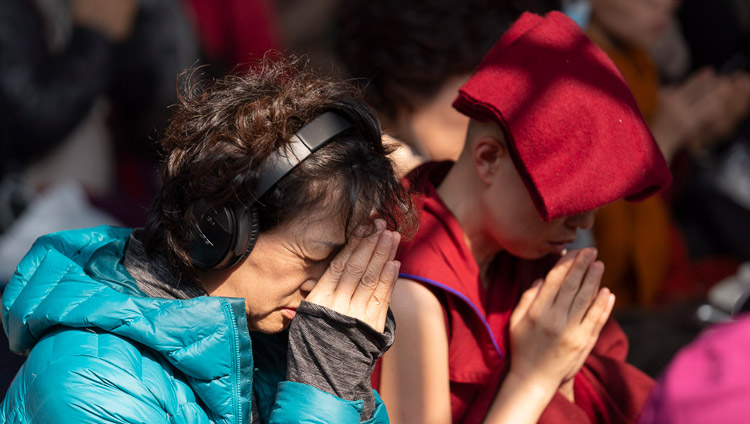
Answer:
[{"left": 0, "top": 57, "right": 414, "bottom": 423}]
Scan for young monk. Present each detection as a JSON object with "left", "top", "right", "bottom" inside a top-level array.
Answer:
[{"left": 375, "top": 11, "right": 672, "bottom": 424}]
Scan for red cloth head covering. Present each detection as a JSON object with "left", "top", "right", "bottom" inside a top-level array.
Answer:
[{"left": 453, "top": 11, "right": 671, "bottom": 221}]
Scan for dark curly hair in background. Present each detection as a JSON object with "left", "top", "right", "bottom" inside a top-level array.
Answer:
[
  {"left": 143, "top": 55, "right": 416, "bottom": 278},
  {"left": 335, "top": 0, "right": 560, "bottom": 120}
]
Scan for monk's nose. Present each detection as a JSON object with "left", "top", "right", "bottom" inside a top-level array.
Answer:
[{"left": 566, "top": 210, "right": 596, "bottom": 230}]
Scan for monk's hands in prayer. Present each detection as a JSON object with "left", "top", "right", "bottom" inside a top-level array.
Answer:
[
  {"left": 305, "top": 219, "right": 401, "bottom": 332},
  {"left": 507, "top": 248, "right": 615, "bottom": 401}
]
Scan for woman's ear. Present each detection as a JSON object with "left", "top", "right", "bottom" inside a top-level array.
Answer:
[{"left": 473, "top": 135, "right": 508, "bottom": 184}]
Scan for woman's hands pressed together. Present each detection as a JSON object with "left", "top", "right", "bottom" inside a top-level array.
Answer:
[{"left": 305, "top": 219, "right": 401, "bottom": 332}]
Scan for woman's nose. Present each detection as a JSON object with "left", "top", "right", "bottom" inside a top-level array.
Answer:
[{"left": 566, "top": 210, "right": 596, "bottom": 230}]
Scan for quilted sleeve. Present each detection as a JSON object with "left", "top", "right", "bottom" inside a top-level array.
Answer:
[
  {"left": 267, "top": 381, "right": 390, "bottom": 424},
  {"left": 2, "top": 328, "right": 209, "bottom": 424}
]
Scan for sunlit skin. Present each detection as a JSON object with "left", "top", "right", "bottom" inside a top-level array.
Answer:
[
  {"left": 199, "top": 208, "right": 346, "bottom": 333},
  {"left": 389, "top": 74, "right": 472, "bottom": 162},
  {"left": 379, "top": 118, "right": 613, "bottom": 424},
  {"left": 438, "top": 119, "right": 596, "bottom": 278},
  {"left": 199, "top": 199, "right": 402, "bottom": 335}
]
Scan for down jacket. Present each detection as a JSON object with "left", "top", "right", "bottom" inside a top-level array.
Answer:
[{"left": 0, "top": 226, "right": 388, "bottom": 423}]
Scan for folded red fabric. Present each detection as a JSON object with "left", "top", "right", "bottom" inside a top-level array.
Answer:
[{"left": 453, "top": 11, "right": 671, "bottom": 221}]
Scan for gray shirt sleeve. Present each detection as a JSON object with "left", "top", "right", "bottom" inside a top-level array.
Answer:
[{"left": 286, "top": 300, "right": 396, "bottom": 421}]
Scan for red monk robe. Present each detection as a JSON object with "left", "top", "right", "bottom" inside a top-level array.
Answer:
[{"left": 373, "top": 162, "right": 655, "bottom": 424}]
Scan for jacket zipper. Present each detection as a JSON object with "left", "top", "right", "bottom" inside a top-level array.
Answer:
[{"left": 222, "top": 300, "right": 243, "bottom": 423}]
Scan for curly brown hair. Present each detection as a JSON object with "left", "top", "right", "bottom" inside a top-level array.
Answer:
[{"left": 143, "top": 55, "right": 416, "bottom": 278}]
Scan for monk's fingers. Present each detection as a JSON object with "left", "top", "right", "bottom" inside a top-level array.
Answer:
[
  {"left": 555, "top": 286, "right": 613, "bottom": 383},
  {"left": 553, "top": 248, "right": 597, "bottom": 311},
  {"left": 568, "top": 261, "right": 604, "bottom": 323},
  {"left": 510, "top": 279, "right": 543, "bottom": 329},
  {"left": 564, "top": 330, "right": 600, "bottom": 383},
  {"left": 530, "top": 249, "right": 578, "bottom": 312},
  {"left": 328, "top": 220, "right": 386, "bottom": 311},
  {"left": 349, "top": 230, "right": 395, "bottom": 313},
  {"left": 306, "top": 222, "right": 372, "bottom": 305},
  {"left": 367, "top": 260, "right": 400, "bottom": 332},
  {"left": 581, "top": 288, "right": 615, "bottom": 338}
]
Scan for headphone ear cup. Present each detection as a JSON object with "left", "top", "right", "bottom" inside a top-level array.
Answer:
[
  {"left": 233, "top": 206, "right": 260, "bottom": 266},
  {"left": 187, "top": 199, "right": 237, "bottom": 269}
]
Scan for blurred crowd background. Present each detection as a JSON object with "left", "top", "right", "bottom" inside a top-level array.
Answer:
[{"left": 3, "top": 0, "right": 750, "bottom": 401}]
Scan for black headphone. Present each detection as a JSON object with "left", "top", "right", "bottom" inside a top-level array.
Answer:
[{"left": 185, "top": 111, "right": 353, "bottom": 270}]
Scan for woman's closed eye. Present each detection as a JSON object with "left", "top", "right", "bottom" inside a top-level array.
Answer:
[
  {"left": 302, "top": 245, "right": 343, "bottom": 267},
  {"left": 303, "top": 256, "right": 329, "bottom": 266},
  {"left": 302, "top": 252, "right": 333, "bottom": 266}
]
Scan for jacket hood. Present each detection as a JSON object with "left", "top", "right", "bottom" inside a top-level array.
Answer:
[{"left": 0, "top": 226, "right": 253, "bottom": 422}]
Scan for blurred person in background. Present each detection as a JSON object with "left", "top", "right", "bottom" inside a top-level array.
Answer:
[
  {"left": 586, "top": 0, "right": 750, "bottom": 308},
  {"left": 182, "top": 0, "right": 280, "bottom": 74},
  {"left": 0, "top": 0, "right": 138, "bottom": 228},
  {"left": 0, "top": 0, "right": 199, "bottom": 229},
  {"left": 0, "top": 0, "right": 199, "bottom": 397},
  {"left": 581, "top": 0, "right": 750, "bottom": 376},
  {"left": 671, "top": 0, "right": 750, "bottom": 269},
  {"left": 0, "top": 0, "right": 200, "bottom": 276},
  {"left": 334, "top": 0, "right": 561, "bottom": 166}
]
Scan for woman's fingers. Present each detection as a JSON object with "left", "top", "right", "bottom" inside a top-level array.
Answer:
[
  {"left": 372, "top": 260, "right": 400, "bottom": 332},
  {"left": 374, "top": 232, "right": 401, "bottom": 329},
  {"left": 355, "top": 231, "right": 402, "bottom": 331},
  {"left": 307, "top": 223, "right": 369, "bottom": 304},
  {"left": 349, "top": 230, "right": 394, "bottom": 313},
  {"left": 307, "top": 216, "right": 403, "bottom": 332},
  {"left": 388, "top": 229, "right": 399, "bottom": 262},
  {"left": 329, "top": 220, "right": 386, "bottom": 311}
]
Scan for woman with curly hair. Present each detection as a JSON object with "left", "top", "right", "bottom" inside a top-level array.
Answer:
[{"left": 0, "top": 56, "right": 414, "bottom": 423}]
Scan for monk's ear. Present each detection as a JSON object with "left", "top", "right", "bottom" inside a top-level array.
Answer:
[{"left": 473, "top": 135, "right": 508, "bottom": 184}]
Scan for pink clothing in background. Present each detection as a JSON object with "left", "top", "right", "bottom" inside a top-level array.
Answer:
[{"left": 640, "top": 313, "right": 750, "bottom": 424}]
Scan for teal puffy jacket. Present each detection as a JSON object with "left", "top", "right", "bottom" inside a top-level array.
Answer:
[{"left": 0, "top": 226, "right": 389, "bottom": 423}]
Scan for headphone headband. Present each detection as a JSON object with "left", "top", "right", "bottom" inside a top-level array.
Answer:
[
  {"left": 187, "top": 110, "right": 354, "bottom": 270},
  {"left": 253, "top": 111, "right": 353, "bottom": 204}
]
